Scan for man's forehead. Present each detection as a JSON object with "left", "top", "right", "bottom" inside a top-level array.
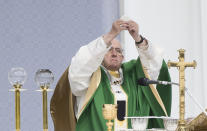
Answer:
[{"left": 111, "top": 39, "right": 122, "bottom": 49}]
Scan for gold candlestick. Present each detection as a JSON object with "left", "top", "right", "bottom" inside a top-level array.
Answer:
[
  {"left": 14, "top": 84, "right": 21, "bottom": 131},
  {"left": 102, "top": 104, "right": 117, "bottom": 131},
  {"left": 36, "top": 86, "right": 53, "bottom": 131},
  {"left": 168, "top": 49, "right": 196, "bottom": 131},
  {"left": 41, "top": 86, "right": 49, "bottom": 131},
  {"left": 35, "top": 69, "right": 54, "bottom": 131},
  {"left": 8, "top": 67, "right": 27, "bottom": 131}
]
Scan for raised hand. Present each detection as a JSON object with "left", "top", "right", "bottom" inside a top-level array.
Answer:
[
  {"left": 110, "top": 20, "right": 129, "bottom": 35},
  {"left": 127, "top": 20, "right": 141, "bottom": 42},
  {"left": 103, "top": 20, "right": 128, "bottom": 46}
]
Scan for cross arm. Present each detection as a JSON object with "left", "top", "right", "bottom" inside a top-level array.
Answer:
[
  {"left": 184, "top": 60, "right": 197, "bottom": 69},
  {"left": 167, "top": 60, "right": 179, "bottom": 68}
]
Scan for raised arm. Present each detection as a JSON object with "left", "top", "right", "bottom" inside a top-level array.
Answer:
[
  {"left": 69, "top": 20, "right": 129, "bottom": 96},
  {"left": 69, "top": 37, "right": 108, "bottom": 96},
  {"left": 127, "top": 20, "right": 163, "bottom": 80}
]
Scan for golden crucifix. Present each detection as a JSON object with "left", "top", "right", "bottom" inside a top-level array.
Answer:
[{"left": 168, "top": 49, "right": 196, "bottom": 131}]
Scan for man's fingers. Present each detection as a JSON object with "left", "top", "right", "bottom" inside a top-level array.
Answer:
[
  {"left": 128, "top": 28, "right": 135, "bottom": 32},
  {"left": 128, "top": 25, "right": 135, "bottom": 31},
  {"left": 127, "top": 21, "right": 138, "bottom": 28},
  {"left": 120, "top": 26, "right": 128, "bottom": 30},
  {"left": 120, "top": 23, "right": 129, "bottom": 28},
  {"left": 117, "top": 21, "right": 129, "bottom": 25}
]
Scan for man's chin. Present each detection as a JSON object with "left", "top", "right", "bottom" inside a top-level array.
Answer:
[{"left": 108, "top": 65, "right": 121, "bottom": 71}]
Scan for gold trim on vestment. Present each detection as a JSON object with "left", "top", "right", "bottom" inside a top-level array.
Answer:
[
  {"left": 112, "top": 85, "right": 128, "bottom": 131},
  {"left": 78, "top": 67, "right": 101, "bottom": 118},
  {"left": 142, "top": 66, "right": 168, "bottom": 116},
  {"left": 109, "top": 71, "right": 120, "bottom": 78}
]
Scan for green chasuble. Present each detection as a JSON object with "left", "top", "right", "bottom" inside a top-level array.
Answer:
[{"left": 50, "top": 57, "right": 172, "bottom": 131}]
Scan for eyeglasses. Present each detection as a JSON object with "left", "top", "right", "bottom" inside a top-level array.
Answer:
[{"left": 108, "top": 47, "right": 123, "bottom": 55}]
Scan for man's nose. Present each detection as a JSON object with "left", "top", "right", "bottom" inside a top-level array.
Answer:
[{"left": 111, "top": 49, "right": 118, "bottom": 56}]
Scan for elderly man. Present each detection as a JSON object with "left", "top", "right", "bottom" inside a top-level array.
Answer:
[{"left": 50, "top": 19, "right": 172, "bottom": 131}]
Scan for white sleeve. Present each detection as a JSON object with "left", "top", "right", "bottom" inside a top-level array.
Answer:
[
  {"left": 69, "top": 37, "right": 110, "bottom": 96},
  {"left": 136, "top": 41, "right": 164, "bottom": 80}
]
